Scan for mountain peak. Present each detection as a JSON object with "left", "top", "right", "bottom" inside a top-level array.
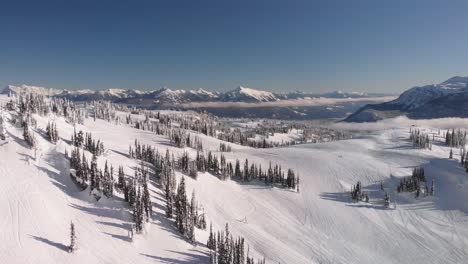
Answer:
[
  {"left": 345, "top": 75, "right": 468, "bottom": 122},
  {"left": 222, "top": 86, "right": 278, "bottom": 102},
  {"left": 441, "top": 76, "right": 468, "bottom": 84},
  {"left": 2, "top": 84, "right": 64, "bottom": 96}
]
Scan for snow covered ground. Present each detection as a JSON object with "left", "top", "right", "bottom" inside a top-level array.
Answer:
[{"left": 1, "top": 94, "right": 468, "bottom": 264}]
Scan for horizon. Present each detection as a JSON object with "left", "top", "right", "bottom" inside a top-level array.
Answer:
[
  {"left": 4, "top": 75, "right": 463, "bottom": 95},
  {"left": 2, "top": 0, "right": 468, "bottom": 93},
  {"left": 3, "top": 83, "right": 399, "bottom": 95}
]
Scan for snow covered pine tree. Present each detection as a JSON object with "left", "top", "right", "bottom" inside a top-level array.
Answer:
[{"left": 69, "top": 221, "right": 77, "bottom": 253}]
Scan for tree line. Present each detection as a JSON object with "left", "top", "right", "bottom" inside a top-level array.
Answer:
[
  {"left": 207, "top": 223, "right": 266, "bottom": 264},
  {"left": 409, "top": 128, "right": 432, "bottom": 150}
]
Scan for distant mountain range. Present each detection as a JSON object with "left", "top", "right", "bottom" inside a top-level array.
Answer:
[
  {"left": 1, "top": 84, "right": 393, "bottom": 120},
  {"left": 1, "top": 84, "right": 385, "bottom": 105},
  {"left": 345, "top": 76, "right": 468, "bottom": 122}
]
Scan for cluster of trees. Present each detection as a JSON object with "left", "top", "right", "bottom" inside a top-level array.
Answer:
[
  {"left": 126, "top": 110, "right": 218, "bottom": 138},
  {"left": 91, "top": 101, "right": 117, "bottom": 122},
  {"left": 129, "top": 140, "right": 196, "bottom": 181},
  {"left": 22, "top": 117, "right": 37, "bottom": 148},
  {"left": 16, "top": 92, "right": 85, "bottom": 125},
  {"left": 124, "top": 103, "right": 349, "bottom": 152},
  {"left": 130, "top": 145, "right": 206, "bottom": 240},
  {"left": 170, "top": 128, "right": 204, "bottom": 150},
  {"left": 127, "top": 112, "right": 208, "bottom": 151},
  {"left": 68, "top": 148, "right": 114, "bottom": 198},
  {"left": 8, "top": 92, "right": 88, "bottom": 140},
  {"left": 178, "top": 151, "right": 198, "bottom": 179},
  {"left": 127, "top": 114, "right": 207, "bottom": 151},
  {"left": 350, "top": 181, "right": 369, "bottom": 202},
  {"left": 350, "top": 180, "right": 395, "bottom": 208},
  {"left": 159, "top": 111, "right": 218, "bottom": 137},
  {"left": 450, "top": 147, "right": 468, "bottom": 174},
  {"left": 195, "top": 151, "right": 299, "bottom": 190},
  {"left": 46, "top": 121, "right": 59, "bottom": 144},
  {"left": 128, "top": 139, "right": 160, "bottom": 164},
  {"left": 71, "top": 129, "right": 105, "bottom": 156},
  {"left": 129, "top": 139, "right": 299, "bottom": 191},
  {"left": 132, "top": 147, "right": 206, "bottom": 241},
  {"left": 219, "top": 142, "right": 232, "bottom": 152},
  {"left": 397, "top": 167, "right": 434, "bottom": 197},
  {"left": 120, "top": 165, "right": 152, "bottom": 233},
  {"left": 216, "top": 127, "right": 279, "bottom": 148},
  {"left": 445, "top": 129, "right": 467, "bottom": 148},
  {"left": 409, "top": 128, "right": 432, "bottom": 149},
  {"left": 207, "top": 223, "right": 266, "bottom": 264},
  {"left": 216, "top": 123, "right": 351, "bottom": 149},
  {"left": 159, "top": 154, "right": 206, "bottom": 241},
  {"left": 167, "top": 177, "right": 205, "bottom": 243}
]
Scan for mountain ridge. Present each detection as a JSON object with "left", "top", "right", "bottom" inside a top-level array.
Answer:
[
  {"left": 2, "top": 84, "right": 383, "bottom": 104},
  {"left": 345, "top": 76, "right": 468, "bottom": 122}
]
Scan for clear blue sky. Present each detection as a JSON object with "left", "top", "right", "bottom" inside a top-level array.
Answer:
[{"left": 2, "top": 0, "right": 468, "bottom": 93}]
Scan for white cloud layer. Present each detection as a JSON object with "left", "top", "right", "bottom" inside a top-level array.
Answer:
[
  {"left": 179, "top": 96, "right": 396, "bottom": 108},
  {"left": 332, "top": 116, "right": 468, "bottom": 131}
]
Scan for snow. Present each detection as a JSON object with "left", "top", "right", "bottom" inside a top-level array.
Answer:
[
  {"left": 1, "top": 94, "right": 468, "bottom": 263},
  {"left": 389, "top": 76, "right": 468, "bottom": 110},
  {"left": 249, "top": 129, "right": 304, "bottom": 145},
  {"left": 2, "top": 84, "right": 64, "bottom": 96},
  {"left": 236, "top": 86, "right": 279, "bottom": 102}
]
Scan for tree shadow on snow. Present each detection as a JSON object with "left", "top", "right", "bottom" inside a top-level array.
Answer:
[
  {"left": 111, "top": 148, "right": 130, "bottom": 158},
  {"left": 70, "top": 203, "right": 129, "bottom": 222},
  {"left": 103, "top": 232, "right": 132, "bottom": 242},
  {"left": 7, "top": 130, "right": 30, "bottom": 149},
  {"left": 96, "top": 220, "right": 129, "bottom": 229},
  {"left": 320, "top": 156, "right": 468, "bottom": 216},
  {"left": 146, "top": 180, "right": 195, "bottom": 243},
  {"left": 140, "top": 249, "right": 209, "bottom": 264},
  {"left": 30, "top": 235, "right": 68, "bottom": 252}
]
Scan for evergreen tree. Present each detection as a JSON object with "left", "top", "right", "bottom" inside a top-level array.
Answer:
[
  {"left": 207, "top": 222, "right": 215, "bottom": 250},
  {"left": 142, "top": 174, "right": 152, "bottom": 221},
  {"left": 90, "top": 154, "right": 98, "bottom": 191},
  {"left": 175, "top": 177, "right": 187, "bottom": 235},
  {"left": 188, "top": 191, "right": 197, "bottom": 243},
  {"left": 69, "top": 221, "right": 77, "bottom": 253}
]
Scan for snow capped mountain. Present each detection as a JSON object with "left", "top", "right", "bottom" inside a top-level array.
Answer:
[
  {"left": 130, "top": 87, "right": 220, "bottom": 106},
  {"left": 345, "top": 76, "right": 468, "bottom": 122},
  {"left": 2, "top": 84, "right": 64, "bottom": 96},
  {"left": 1, "top": 84, "right": 387, "bottom": 112},
  {"left": 56, "top": 88, "right": 144, "bottom": 101},
  {"left": 388, "top": 77, "right": 468, "bottom": 110},
  {"left": 440, "top": 76, "right": 468, "bottom": 88},
  {"left": 221, "top": 86, "right": 279, "bottom": 102}
]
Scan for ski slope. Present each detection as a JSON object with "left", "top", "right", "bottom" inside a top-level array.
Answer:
[{"left": 1, "top": 94, "right": 468, "bottom": 264}]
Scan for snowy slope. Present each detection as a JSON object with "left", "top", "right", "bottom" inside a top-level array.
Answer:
[
  {"left": 2, "top": 84, "right": 65, "bottom": 96},
  {"left": 220, "top": 86, "right": 279, "bottom": 102},
  {"left": 346, "top": 76, "right": 468, "bottom": 122},
  {"left": 1, "top": 94, "right": 468, "bottom": 263},
  {"left": 389, "top": 76, "right": 468, "bottom": 110}
]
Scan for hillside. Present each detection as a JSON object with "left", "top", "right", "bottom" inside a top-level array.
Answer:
[
  {"left": 345, "top": 76, "right": 468, "bottom": 122},
  {"left": 1, "top": 94, "right": 468, "bottom": 264}
]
